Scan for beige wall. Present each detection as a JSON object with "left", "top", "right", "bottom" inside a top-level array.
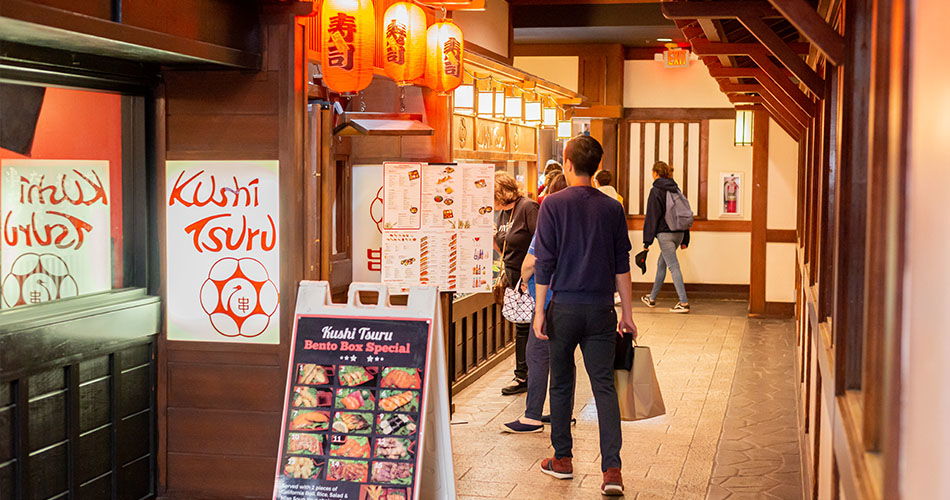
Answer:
[
  {"left": 902, "top": 0, "right": 950, "bottom": 496},
  {"left": 624, "top": 60, "right": 733, "bottom": 108},
  {"left": 512, "top": 56, "right": 579, "bottom": 93},
  {"left": 454, "top": 0, "right": 509, "bottom": 59},
  {"left": 630, "top": 230, "right": 751, "bottom": 285},
  {"left": 624, "top": 60, "right": 798, "bottom": 298}
]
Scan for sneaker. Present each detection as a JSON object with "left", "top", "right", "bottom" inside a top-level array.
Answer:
[
  {"left": 641, "top": 295, "right": 656, "bottom": 308},
  {"left": 601, "top": 467, "right": 624, "bottom": 496},
  {"left": 501, "top": 379, "right": 527, "bottom": 395},
  {"left": 539, "top": 457, "right": 573, "bottom": 480},
  {"left": 500, "top": 420, "right": 543, "bottom": 433},
  {"left": 670, "top": 302, "right": 690, "bottom": 314}
]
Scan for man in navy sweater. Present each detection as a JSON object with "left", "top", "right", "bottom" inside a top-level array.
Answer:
[{"left": 532, "top": 135, "right": 636, "bottom": 496}]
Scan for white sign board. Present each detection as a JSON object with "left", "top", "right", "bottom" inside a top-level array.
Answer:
[
  {"left": 165, "top": 160, "right": 281, "bottom": 344},
  {"left": 382, "top": 163, "right": 494, "bottom": 293},
  {"left": 0, "top": 159, "right": 112, "bottom": 308},
  {"left": 351, "top": 164, "right": 384, "bottom": 283}
]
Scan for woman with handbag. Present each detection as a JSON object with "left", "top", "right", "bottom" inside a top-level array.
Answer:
[
  {"left": 494, "top": 172, "right": 539, "bottom": 396},
  {"left": 501, "top": 173, "right": 575, "bottom": 433}
]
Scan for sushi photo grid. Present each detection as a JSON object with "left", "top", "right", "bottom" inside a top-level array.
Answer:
[{"left": 279, "top": 364, "right": 425, "bottom": 500}]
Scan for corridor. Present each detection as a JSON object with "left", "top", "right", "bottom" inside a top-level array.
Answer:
[{"left": 450, "top": 301, "right": 802, "bottom": 499}]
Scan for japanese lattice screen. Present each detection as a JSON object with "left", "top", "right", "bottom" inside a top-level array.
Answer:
[{"left": 627, "top": 121, "right": 703, "bottom": 216}]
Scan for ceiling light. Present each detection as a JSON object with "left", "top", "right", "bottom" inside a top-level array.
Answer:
[{"left": 657, "top": 38, "right": 673, "bottom": 42}]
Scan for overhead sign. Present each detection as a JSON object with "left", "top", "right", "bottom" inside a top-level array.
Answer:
[
  {"left": 274, "top": 282, "right": 456, "bottom": 500},
  {"left": 0, "top": 159, "right": 112, "bottom": 308},
  {"left": 165, "top": 160, "right": 280, "bottom": 344}
]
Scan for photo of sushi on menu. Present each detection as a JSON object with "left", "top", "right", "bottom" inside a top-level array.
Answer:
[{"left": 273, "top": 315, "right": 431, "bottom": 500}]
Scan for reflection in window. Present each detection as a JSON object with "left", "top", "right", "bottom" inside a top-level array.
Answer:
[{"left": 0, "top": 83, "right": 123, "bottom": 308}]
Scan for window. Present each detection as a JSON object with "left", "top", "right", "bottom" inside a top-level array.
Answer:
[
  {"left": 0, "top": 83, "right": 128, "bottom": 309},
  {"left": 625, "top": 120, "right": 704, "bottom": 217}
]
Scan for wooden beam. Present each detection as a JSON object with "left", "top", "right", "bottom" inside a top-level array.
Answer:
[
  {"left": 720, "top": 83, "right": 763, "bottom": 93},
  {"left": 661, "top": 1, "right": 778, "bottom": 20},
  {"left": 623, "top": 107, "right": 736, "bottom": 121},
  {"left": 766, "top": 0, "right": 845, "bottom": 65},
  {"left": 746, "top": 53, "right": 820, "bottom": 116},
  {"left": 706, "top": 64, "right": 792, "bottom": 79},
  {"left": 720, "top": 81, "right": 810, "bottom": 127},
  {"left": 739, "top": 15, "right": 825, "bottom": 98},
  {"left": 749, "top": 108, "right": 770, "bottom": 314},
  {"left": 690, "top": 42, "right": 812, "bottom": 56},
  {"left": 729, "top": 94, "right": 765, "bottom": 104},
  {"left": 758, "top": 93, "right": 804, "bottom": 138},
  {"left": 624, "top": 47, "right": 664, "bottom": 60}
]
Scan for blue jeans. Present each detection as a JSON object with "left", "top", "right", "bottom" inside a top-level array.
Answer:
[{"left": 649, "top": 232, "right": 688, "bottom": 303}]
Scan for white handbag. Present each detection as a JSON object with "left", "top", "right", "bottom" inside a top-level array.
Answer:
[{"left": 502, "top": 279, "right": 536, "bottom": 324}]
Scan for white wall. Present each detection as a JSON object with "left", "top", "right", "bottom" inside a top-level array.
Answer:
[
  {"left": 902, "top": 0, "right": 950, "bottom": 496},
  {"left": 624, "top": 60, "right": 733, "bottom": 108},
  {"left": 512, "top": 56, "right": 579, "bottom": 93},
  {"left": 631, "top": 230, "right": 750, "bottom": 285},
  {"left": 768, "top": 119, "right": 799, "bottom": 230},
  {"left": 454, "top": 0, "right": 509, "bottom": 59}
]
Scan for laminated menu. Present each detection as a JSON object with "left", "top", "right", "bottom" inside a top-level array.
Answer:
[
  {"left": 274, "top": 315, "right": 432, "bottom": 500},
  {"left": 382, "top": 162, "right": 494, "bottom": 293}
]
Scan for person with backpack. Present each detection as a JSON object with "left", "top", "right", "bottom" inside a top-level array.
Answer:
[{"left": 641, "top": 161, "right": 693, "bottom": 314}]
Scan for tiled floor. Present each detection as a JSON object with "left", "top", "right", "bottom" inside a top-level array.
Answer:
[{"left": 448, "top": 300, "right": 802, "bottom": 499}]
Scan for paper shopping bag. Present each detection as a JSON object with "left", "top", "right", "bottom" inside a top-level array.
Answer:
[{"left": 614, "top": 345, "right": 666, "bottom": 421}]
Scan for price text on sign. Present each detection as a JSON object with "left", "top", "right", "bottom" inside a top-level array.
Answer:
[{"left": 274, "top": 315, "right": 432, "bottom": 500}]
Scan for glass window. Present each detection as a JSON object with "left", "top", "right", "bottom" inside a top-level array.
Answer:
[{"left": 0, "top": 83, "right": 123, "bottom": 308}]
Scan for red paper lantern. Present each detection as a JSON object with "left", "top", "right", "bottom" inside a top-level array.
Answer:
[
  {"left": 321, "top": 0, "right": 375, "bottom": 95},
  {"left": 383, "top": 2, "right": 428, "bottom": 86},
  {"left": 424, "top": 20, "right": 464, "bottom": 95}
]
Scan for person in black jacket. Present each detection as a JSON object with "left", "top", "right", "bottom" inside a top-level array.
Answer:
[{"left": 641, "top": 161, "right": 690, "bottom": 313}]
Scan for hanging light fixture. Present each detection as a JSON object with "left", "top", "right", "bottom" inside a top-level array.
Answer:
[
  {"left": 383, "top": 2, "right": 427, "bottom": 86},
  {"left": 321, "top": 0, "right": 376, "bottom": 95},
  {"left": 542, "top": 102, "right": 557, "bottom": 127},
  {"left": 454, "top": 83, "right": 475, "bottom": 114},
  {"left": 557, "top": 119, "right": 573, "bottom": 139},
  {"left": 734, "top": 109, "right": 754, "bottom": 146},
  {"left": 425, "top": 20, "right": 465, "bottom": 95},
  {"left": 524, "top": 98, "right": 542, "bottom": 125},
  {"left": 504, "top": 89, "right": 523, "bottom": 120},
  {"left": 493, "top": 88, "right": 506, "bottom": 118}
]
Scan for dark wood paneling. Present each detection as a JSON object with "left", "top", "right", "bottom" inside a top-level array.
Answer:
[
  {"left": 166, "top": 363, "right": 285, "bottom": 411},
  {"left": 749, "top": 108, "right": 770, "bottom": 314},
  {"left": 166, "top": 408, "right": 280, "bottom": 456},
  {"left": 627, "top": 217, "right": 752, "bottom": 232},
  {"left": 766, "top": 229, "right": 797, "bottom": 242},
  {"left": 624, "top": 108, "right": 736, "bottom": 121},
  {"left": 121, "top": 0, "right": 260, "bottom": 51},
  {"left": 166, "top": 453, "right": 275, "bottom": 499}
]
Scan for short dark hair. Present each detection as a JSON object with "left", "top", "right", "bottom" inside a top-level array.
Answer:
[
  {"left": 546, "top": 172, "right": 567, "bottom": 196},
  {"left": 543, "top": 160, "right": 562, "bottom": 175},
  {"left": 652, "top": 161, "right": 673, "bottom": 178},
  {"left": 594, "top": 170, "right": 613, "bottom": 187},
  {"left": 565, "top": 135, "right": 603, "bottom": 177}
]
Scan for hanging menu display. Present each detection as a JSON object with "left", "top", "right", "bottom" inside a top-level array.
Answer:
[
  {"left": 382, "top": 162, "right": 493, "bottom": 293},
  {"left": 274, "top": 314, "right": 432, "bottom": 500}
]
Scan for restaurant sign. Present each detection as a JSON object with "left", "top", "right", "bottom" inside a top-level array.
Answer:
[
  {"left": 275, "top": 314, "right": 431, "bottom": 499},
  {"left": 0, "top": 159, "right": 111, "bottom": 308},
  {"left": 165, "top": 160, "right": 280, "bottom": 344}
]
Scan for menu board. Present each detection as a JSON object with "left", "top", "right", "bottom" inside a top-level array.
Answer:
[
  {"left": 274, "top": 315, "right": 432, "bottom": 500},
  {"left": 382, "top": 162, "right": 493, "bottom": 293}
]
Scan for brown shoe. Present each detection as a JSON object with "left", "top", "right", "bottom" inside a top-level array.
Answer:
[
  {"left": 601, "top": 467, "right": 624, "bottom": 496},
  {"left": 539, "top": 457, "right": 573, "bottom": 480}
]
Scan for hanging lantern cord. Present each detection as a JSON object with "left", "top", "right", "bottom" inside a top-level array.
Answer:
[
  {"left": 400, "top": 87, "right": 406, "bottom": 113},
  {"left": 360, "top": 92, "right": 366, "bottom": 112}
]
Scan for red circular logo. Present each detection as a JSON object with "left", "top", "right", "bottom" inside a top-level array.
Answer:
[{"left": 199, "top": 257, "right": 279, "bottom": 338}]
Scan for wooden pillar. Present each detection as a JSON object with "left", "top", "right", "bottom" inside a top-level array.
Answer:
[{"left": 749, "top": 107, "right": 770, "bottom": 315}]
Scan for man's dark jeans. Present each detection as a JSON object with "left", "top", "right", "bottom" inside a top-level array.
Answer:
[{"left": 546, "top": 301, "right": 622, "bottom": 471}]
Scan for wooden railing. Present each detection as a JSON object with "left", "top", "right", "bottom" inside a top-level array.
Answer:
[{"left": 443, "top": 292, "right": 516, "bottom": 396}]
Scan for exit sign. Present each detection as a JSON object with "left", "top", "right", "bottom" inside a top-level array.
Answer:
[{"left": 664, "top": 49, "right": 690, "bottom": 68}]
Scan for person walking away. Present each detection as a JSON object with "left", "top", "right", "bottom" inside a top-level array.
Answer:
[
  {"left": 500, "top": 173, "right": 569, "bottom": 433},
  {"left": 593, "top": 169, "right": 624, "bottom": 205},
  {"left": 533, "top": 135, "right": 636, "bottom": 496},
  {"left": 641, "top": 161, "right": 691, "bottom": 313},
  {"left": 494, "top": 172, "right": 539, "bottom": 395}
]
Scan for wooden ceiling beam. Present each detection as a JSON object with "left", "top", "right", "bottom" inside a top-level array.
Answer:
[
  {"left": 746, "top": 51, "right": 820, "bottom": 114},
  {"left": 720, "top": 83, "right": 762, "bottom": 93},
  {"left": 738, "top": 15, "right": 825, "bottom": 97},
  {"left": 661, "top": 1, "right": 778, "bottom": 20},
  {"left": 707, "top": 64, "right": 815, "bottom": 119},
  {"left": 766, "top": 0, "right": 845, "bottom": 65},
  {"left": 720, "top": 82, "right": 809, "bottom": 128},
  {"left": 690, "top": 41, "right": 813, "bottom": 56},
  {"left": 729, "top": 94, "right": 765, "bottom": 104},
  {"left": 758, "top": 101, "right": 804, "bottom": 140}
]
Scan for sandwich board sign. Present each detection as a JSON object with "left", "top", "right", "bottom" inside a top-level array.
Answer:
[{"left": 273, "top": 282, "right": 455, "bottom": 500}]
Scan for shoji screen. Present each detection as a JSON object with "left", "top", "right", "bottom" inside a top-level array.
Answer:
[{"left": 627, "top": 121, "right": 701, "bottom": 216}]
